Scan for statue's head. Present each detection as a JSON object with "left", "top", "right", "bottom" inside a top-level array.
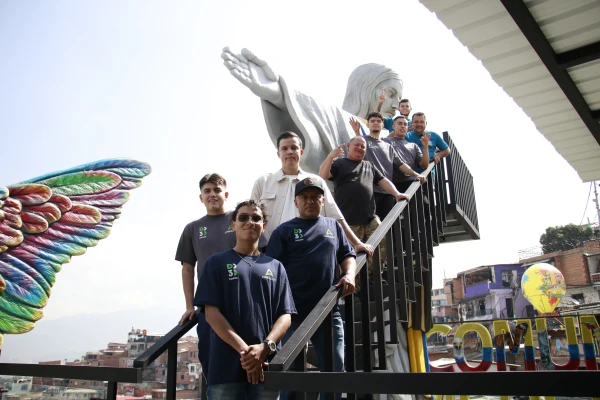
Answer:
[{"left": 342, "top": 63, "right": 403, "bottom": 119}]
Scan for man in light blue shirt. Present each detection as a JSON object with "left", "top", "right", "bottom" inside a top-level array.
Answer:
[{"left": 405, "top": 112, "right": 450, "bottom": 173}]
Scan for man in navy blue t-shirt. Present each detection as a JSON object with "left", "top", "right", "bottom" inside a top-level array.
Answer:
[
  {"left": 194, "top": 200, "right": 296, "bottom": 400},
  {"left": 266, "top": 178, "right": 357, "bottom": 400}
]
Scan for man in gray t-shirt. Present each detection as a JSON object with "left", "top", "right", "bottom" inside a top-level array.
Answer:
[
  {"left": 350, "top": 112, "right": 425, "bottom": 221},
  {"left": 175, "top": 173, "right": 234, "bottom": 380},
  {"left": 175, "top": 173, "right": 266, "bottom": 379},
  {"left": 384, "top": 115, "right": 429, "bottom": 193}
]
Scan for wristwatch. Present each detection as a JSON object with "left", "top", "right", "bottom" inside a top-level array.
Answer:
[{"left": 263, "top": 339, "right": 277, "bottom": 355}]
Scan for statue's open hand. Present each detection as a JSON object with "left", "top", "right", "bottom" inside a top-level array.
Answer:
[{"left": 222, "top": 47, "right": 285, "bottom": 109}]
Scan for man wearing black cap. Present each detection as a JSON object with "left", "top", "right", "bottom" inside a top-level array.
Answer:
[{"left": 266, "top": 178, "right": 356, "bottom": 400}]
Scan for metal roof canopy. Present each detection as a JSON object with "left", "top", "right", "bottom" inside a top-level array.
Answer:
[{"left": 420, "top": 0, "right": 600, "bottom": 182}]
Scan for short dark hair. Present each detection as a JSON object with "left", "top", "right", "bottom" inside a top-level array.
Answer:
[
  {"left": 412, "top": 112, "right": 426, "bottom": 121},
  {"left": 231, "top": 199, "right": 268, "bottom": 225},
  {"left": 276, "top": 131, "right": 303, "bottom": 150},
  {"left": 366, "top": 111, "right": 383, "bottom": 122},
  {"left": 199, "top": 173, "right": 227, "bottom": 190},
  {"left": 399, "top": 98, "right": 410, "bottom": 104},
  {"left": 393, "top": 115, "right": 408, "bottom": 123}
]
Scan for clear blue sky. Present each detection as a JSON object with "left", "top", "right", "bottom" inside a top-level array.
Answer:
[{"left": 1, "top": 0, "right": 596, "bottom": 358}]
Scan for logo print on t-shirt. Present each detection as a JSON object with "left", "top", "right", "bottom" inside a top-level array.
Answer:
[
  {"left": 226, "top": 263, "right": 238, "bottom": 280},
  {"left": 225, "top": 225, "right": 234, "bottom": 234},
  {"left": 199, "top": 226, "right": 207, "bottom": 239},
  {"left": 324, "top": 229, "right": 335, "bottom": 238},
  {"left": 262, "top": 269, "right": 275, "bottom": 281},
  {"left": 294, "top": 228, "right": 304, "bottom": 241}
]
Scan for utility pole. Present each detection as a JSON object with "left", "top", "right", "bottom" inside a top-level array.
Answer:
[{"left": 593, "top": 181, "right": 600, "bottom": 227}]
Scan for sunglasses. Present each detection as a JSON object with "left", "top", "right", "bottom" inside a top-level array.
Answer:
[{"left": 237, "top": 214, "right": 263, "bottom": 223}]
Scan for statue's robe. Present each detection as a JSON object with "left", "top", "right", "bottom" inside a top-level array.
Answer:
[{"left": 261, "top": 77, "right": 366, "bottom": 174}]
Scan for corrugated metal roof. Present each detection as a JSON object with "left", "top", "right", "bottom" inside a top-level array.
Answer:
[{"left": 420, "top": 0, "right": 600, "bottom": 182}]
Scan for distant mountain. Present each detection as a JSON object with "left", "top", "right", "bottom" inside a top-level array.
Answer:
[{"left": 2, "top": 307, "right": 195, "bottom": 364}]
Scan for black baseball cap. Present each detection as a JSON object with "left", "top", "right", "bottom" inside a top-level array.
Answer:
[{"left": 294, "top": 177, "right": 325, "bottom": 197}]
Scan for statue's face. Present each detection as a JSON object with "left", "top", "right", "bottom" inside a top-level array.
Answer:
[{"left": 372, "top": 78, "right": 403, "bottom": 118}]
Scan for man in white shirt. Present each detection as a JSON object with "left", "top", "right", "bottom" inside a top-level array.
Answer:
[{"left": 251, "top": 131, "right": 374, "bottom": 256}]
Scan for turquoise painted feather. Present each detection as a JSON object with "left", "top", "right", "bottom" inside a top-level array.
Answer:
[{"left": 0, "top": 159, "right": 151, "bottom": 354}]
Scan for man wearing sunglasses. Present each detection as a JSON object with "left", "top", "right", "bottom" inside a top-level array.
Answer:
[
  {"left": 175, "top": 174, "right": 266, "bottom": 383},
  {"left": 194, "top": 200, "right": 296, "bottom": 400},
  {"left": 266, "top": 178, "right": 357, "bottom": 400}
]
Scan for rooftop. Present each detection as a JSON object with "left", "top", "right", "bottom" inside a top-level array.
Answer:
[{"left": 420, "top": 0, "right": 600, "bottom": 181}]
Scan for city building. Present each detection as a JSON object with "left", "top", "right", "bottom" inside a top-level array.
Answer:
[
  {"left": 23, "top": 328, "right": 202, "bottom": 400},
  {"left": 431, "top": 288, "right": 453, "bottom": 323},
  {"left": 457, "top": 263, "right": 529, "bottom": 321}
]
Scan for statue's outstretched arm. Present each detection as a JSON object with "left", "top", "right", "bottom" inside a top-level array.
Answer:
[{"left": 221, "top": 47, "right": 285, "bottom": 110}]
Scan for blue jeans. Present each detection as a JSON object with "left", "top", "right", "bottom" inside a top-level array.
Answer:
[
  {"left": 207, "top": 381, "right": 279, "bottom": 400},
  {"left": 280, "top": 311, "right": 344, "bottom": 400}
]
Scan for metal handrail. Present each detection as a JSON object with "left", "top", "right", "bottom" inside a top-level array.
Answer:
[
  {"left": 133, "top": 317, "right": 198, "bottom": 368},
  {"left": 0, "top": 363, "right": 141, "bottom": 382}
]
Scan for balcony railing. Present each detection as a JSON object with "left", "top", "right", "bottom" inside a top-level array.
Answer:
[
  {"left": 442, "top": 132, "right": 479, "bottom": 242},
  {"left": 466, "top": 309, "right": 494, "bottom": 318}
]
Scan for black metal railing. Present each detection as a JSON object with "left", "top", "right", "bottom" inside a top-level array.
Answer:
[
  {"left": 443, "top": 131, "right": 479, "bottom": 241},
  {"left": 0, "top": 318, "right": 199, "bottom": 400}
]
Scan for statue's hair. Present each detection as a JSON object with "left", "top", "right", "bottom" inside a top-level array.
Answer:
[{"left": 342, "top": 63, "right": 402, "bottom": 118}]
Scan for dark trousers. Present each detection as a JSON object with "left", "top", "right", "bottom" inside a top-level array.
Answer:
[{"left": 374, "top": 192, "right": 396, "bottom": 221}]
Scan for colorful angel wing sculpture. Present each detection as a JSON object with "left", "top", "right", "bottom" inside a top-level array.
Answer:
[{"left": 0, "top": 159, "right": 151, "bottom": 353}]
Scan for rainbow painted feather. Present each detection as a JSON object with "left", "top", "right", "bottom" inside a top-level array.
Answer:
[{"left": 0, "top": 159, "right": 151, "bottom": 353}]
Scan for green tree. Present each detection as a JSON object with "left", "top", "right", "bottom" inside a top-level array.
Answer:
[{"left": 540, "top": 224, "right": 593, "bottom": 254}]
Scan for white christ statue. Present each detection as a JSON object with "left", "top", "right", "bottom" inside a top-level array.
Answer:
[
  {"left": 221, "top": 47, "right": 403, "bottom": 174},
  {"left": 222, "top": 47, "right": 414, "bottom": 400}
]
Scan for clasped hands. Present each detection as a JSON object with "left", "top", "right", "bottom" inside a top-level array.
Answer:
[{"left": 240, "top": 343, "right": 269, "bottom": 384}]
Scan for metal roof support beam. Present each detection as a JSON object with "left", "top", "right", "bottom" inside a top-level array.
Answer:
[
  {"left": 556, "top": 41, "right": 600, "bottom": 69},
  {"left": 500, "top": 0, "right": 600, "bottom": 146},
  {"left": 592, "top": 109, "right": 600, "bottom": 122}
]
